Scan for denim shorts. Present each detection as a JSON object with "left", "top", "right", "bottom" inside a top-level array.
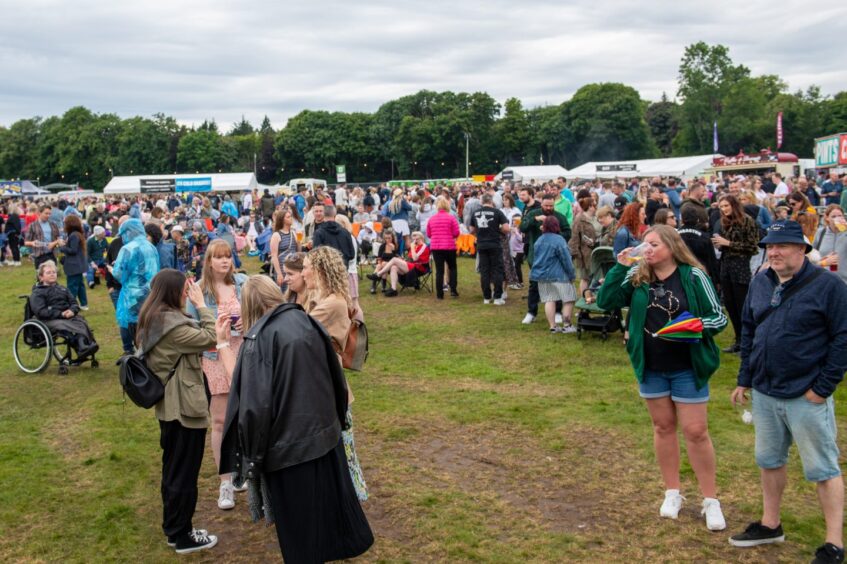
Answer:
[
  {"left": 752, "top": 390, "right": 841, "bottom": 482},
  {"left": 639, "top": 368, "right": 709, "bottom": 404}
]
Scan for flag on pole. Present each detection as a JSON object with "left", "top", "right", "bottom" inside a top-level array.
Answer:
[
  {"left": 713, "top": 121, "right": 719, "bottom": 153},
  {"left": 776, "top": 112, "right": 783, "bottom": 149}
]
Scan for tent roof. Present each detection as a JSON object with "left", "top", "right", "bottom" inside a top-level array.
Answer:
[
  {"left": 495, "top": 165, "right": 569, "bottom": 182},
  {"left": 1, "top": 180, "right": 49, "bottom": 196},
  {"left": 567, "top": 155, "right": 718, "bottom": 180},
  {"left": 103, "top": 173, "right": 258, "bottom": 194}
]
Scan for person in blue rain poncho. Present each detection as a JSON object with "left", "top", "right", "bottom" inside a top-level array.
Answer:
[{"left": 111, "top": 218, "right": 160, "bottom": 353}]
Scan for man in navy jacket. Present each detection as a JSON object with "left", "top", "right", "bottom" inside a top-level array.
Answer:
[{"left": 729, "top": 220, "right": 847, "bottom": 564}]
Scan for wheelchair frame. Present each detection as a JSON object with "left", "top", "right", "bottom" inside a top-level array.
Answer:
[{"left": 13, "top": 295, "right": 99, "bottom": 375}]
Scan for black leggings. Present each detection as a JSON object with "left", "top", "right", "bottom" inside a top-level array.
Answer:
[
  {"left": 721, "top": 276, "right": 749, "bottom": 345},
  {"left": 432, "top": 249, "right": 457, "bottom": 298},
  {"left": 513, "top": 253, "right": 524, "bottom": 284}
]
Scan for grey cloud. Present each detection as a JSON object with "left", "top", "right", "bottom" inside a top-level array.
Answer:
[{"left": 0, "top": 0, "right": 844, "bottom": 128}]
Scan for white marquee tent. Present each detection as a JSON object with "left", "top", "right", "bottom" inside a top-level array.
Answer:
[
  {"left": 494, "top": 165, "right": 569, "bottom": 183},
  {"left": 566, "top": 155, "right": 718, "bottom": 180},
  {"left": 103, "top": 173, "right": 258, "bottom": 195}
]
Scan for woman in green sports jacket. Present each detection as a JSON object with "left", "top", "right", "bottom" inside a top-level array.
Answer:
[{"left": 597, "top": 224, "right": 728, "bottom": 532}]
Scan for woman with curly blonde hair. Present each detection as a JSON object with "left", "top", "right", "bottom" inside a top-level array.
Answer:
[{"left": 302, "top": 246, "right": 368, "bottom": 501}]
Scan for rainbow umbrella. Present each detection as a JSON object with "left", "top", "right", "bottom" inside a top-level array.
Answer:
[{"left": 652, "top": 311, "right": 703, "bottom": 343}]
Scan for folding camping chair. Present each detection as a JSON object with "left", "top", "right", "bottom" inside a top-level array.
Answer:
[{"left": 399, "top": 257, "right": 433, "bottom": 294}]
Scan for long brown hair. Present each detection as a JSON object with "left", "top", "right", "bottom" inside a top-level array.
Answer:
[
  {"left": 198, "top": 239, "right": 235, "bottom": 302},
  {"left": 630, "top": 225, "right": 705, "bottom": 287},
  {"left": 719, "top": 194, "right": 746, "bottom": 231},
  {"left": 136, "top": 269, "right": 188, "bottom": 346},
  {"left": 64, "top": 214, "right": 87, "bottom": 258}
]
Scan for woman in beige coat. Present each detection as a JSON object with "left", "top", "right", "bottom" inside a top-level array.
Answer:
[
  {"left": 569, "top": 196, "right": 599, "bottom": 298},
  {"left": 137, "top": 268, "right": 218, "bottom": 555},
  {"left": 302, "top": 246, "right": 369, "bottom": 501}
]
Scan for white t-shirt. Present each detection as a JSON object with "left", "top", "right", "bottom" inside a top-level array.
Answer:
[
  {"left": 242, "top": 193, "right": 253, "bottom": 210},
  {"left": 774, "top": 182, "right": 790, "bottom": 197},
  {"left": 335, "top": 187, "right": 349, "bottom": 207}
]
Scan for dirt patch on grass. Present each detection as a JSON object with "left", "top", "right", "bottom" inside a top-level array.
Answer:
[{"left": 170, "top": 414, "right": 804, "bottom": 563}]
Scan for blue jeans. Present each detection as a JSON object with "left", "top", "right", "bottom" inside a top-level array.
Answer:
[
  {"left": 639, "top": 368, "right": 709, "bottom": 404},
  {"left": 752, "top": 390, "right": 841, "bottom": 482},
  {"left": 86, "top": 261, "right": 104, "bottom": 285},
  {"left": 119, "top": 322, "right": 137, "bottom": 355},
  {"left": 66, "top": 273, "right": 87, "bottom": 307}
]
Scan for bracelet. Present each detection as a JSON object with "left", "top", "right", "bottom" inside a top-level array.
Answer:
[{"left": 215, "top": 342, "right": 231, "bottom": 350}]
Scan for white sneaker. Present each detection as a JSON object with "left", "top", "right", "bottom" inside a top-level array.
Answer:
[
  {"left": 232, "top": 479, "right": 248, "bottom": 492},
  {"left": 483, "top": 299, "right": 491, "bottom": 304},
  {"left": 217, "top": 481, "right": 235, "bottom": 510},
  {"left": 560, "top": 324, "right": 577, "bottom": 334},
  {"left": 493, "top": 298, "right": 506, "bottom": 306},
  {"left": 80, "top": 306, "right": 89, "bottom": 311},
  {"left": 554, "top": 312, "right": 564, "bottom": 325},
  {"left": 501, "top": 291, "right": 508, "bottom": 300},
  {"left": 701, "top": 498, "right": 726, "bottom": 531},
  {"left": 521, "top": 313, "right": 535, "bottom": 324},
  {"left": 659, "top": 489, "right": 685, "bottom": 519}
]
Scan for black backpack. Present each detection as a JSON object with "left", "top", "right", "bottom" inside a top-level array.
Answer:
[{"left": 118, "top": 353, "right": 182, "bottom": 409}]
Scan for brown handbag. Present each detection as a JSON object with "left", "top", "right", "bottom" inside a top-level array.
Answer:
[{"left": 338, "top": 308, "right": 369, "bottom": 371}]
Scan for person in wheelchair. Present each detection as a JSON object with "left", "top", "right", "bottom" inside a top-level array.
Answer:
[{"left": 30, "top": 260, "right": 99, "bottom": 360}]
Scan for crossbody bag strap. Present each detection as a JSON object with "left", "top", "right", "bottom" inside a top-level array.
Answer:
[{"left": 757, "top": 268, "right": 823, "bottom": 325}]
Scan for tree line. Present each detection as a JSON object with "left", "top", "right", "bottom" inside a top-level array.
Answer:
[{"left": 1, "top": 42, "right": 845, "bottom": 190}]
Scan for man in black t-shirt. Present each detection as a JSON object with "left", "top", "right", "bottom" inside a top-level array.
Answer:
[{"left": 471, "top": 194, "right": 509, "bottom": 304}]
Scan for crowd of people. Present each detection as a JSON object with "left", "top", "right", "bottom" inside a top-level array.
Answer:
[{"left": 1, "top": 168, "right": 846, "bottom": 562}]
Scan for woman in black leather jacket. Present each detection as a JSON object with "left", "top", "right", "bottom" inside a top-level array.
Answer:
[{"left": 217, "top": 276, "right": 373, "bottom": 563}]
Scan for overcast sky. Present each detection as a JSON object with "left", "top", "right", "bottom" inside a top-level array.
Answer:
[{"left": 1, "top": 0, "right": 844, "bottom": 130}]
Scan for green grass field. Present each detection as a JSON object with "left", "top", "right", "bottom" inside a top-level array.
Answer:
[{"left": 0, "top": 256, "right": 843, "bottom": 562}]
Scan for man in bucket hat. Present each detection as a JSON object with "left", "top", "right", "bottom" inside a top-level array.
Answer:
[{"left": 729, "top": 220, "right": 847, "bottom": 564}]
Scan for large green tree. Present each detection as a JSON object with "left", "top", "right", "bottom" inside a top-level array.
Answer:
[
  {"left": 562, "top": 83, "right": 657, "bottom": 167},
  {"left": 177, "top": 129, "right": 234, "bottom": 173},
  {"left": 675, "top": 42, "right": 749, "bottom": 154},
  {"left": 645, "top": 94, "right": 680, "bottom": 157}
]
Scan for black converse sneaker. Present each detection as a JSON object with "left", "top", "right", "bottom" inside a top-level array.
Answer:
[
  {"left": 174, "top": 529, "right": 217, "bottom": 554},
  {"left": 167, "top": 528, "right": 207, "bottom": 547},
  {"left": 729, "top": 521, "right": 785, "bottom": 547},
  {"left": 812, "top": 543, "right": 845, "bottom": 564}
]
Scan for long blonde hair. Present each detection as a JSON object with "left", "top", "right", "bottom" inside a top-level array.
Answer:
[
  {"left": 630, "top": 225, "right": 705, "bottom": 287},
  {"left": 199, "top": 239, "right": 236, "bottom": 302},
  {"left": 304, "top": 246, "right": 351, "bottom": 311},
  {"left": 241, "top": 275, "right": 284, "bottom": 332}
]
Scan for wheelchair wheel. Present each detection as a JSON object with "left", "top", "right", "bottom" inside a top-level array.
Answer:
[{"left": 13, "top": 321, "right": 53, "bottom": 374}]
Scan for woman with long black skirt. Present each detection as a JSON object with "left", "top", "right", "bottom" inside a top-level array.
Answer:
[{"left": 218, "top": 275, "right": 373, "bottom": 563}]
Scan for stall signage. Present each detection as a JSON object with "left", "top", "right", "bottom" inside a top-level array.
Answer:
[
  {"left": 175, "top": 177, "right": 212, "bottom": 192},
  {"left": 501, "top": 170, "right": 514, "bottom": 180},
  {"left": 815, "top": 135, "right": 841, "bottom": 168},
  {"left": 840, "top": 134, "right": 847, "bottom": 166},
  {"left": 139, "top": 178, "right": 175, "bottom": 193},
  {"left": 596, "top": 164, "right": 637, "bottom": 172}
]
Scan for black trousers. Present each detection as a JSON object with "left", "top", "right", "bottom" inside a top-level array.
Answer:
[
  {"left": 477, "top": 247, "right": 504, "bottom": 300},
  {"left": 526, "top": 280, "right": 561, "bottom": 317},
  {"left": 159, "top": 420, "right": 206, "bottom": 538},
  {"left": 513, "top": 252, "right": 524, "bottom": 284},
  {"left": 721, "top": 275, "right": 749, "bottom": 345},
  {"left": 432, "top": 249, "right": 457, "bottom": 299},
  {"left": 5, "top": 233, "right": 20, "bottom": 262}
]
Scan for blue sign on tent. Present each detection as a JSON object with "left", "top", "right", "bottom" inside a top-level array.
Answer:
[{"left": 175, "top": 177, "right": 212, "bottom": 192}]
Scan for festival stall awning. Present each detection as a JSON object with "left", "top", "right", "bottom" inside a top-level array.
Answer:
[
  {"left": 494, "top": 165, "right": 569, "bottom": 183},
  {"left": 103, "top": 173, "right": 258, "bottom": 195},
  {"left": 0, "top": 180, "right": 50, "bottom": 197},
  {"left": 567, "top": 155, "right": 717, "bottom": 180}
]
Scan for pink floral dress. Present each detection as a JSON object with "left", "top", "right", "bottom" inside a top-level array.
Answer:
[{"left": 202, "top": 292, "right": 243, "bottom": 395}]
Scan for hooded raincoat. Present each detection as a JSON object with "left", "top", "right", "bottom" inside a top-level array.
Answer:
[{"left": 112, "top": 219, "right": 160, "bottom": 328}]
